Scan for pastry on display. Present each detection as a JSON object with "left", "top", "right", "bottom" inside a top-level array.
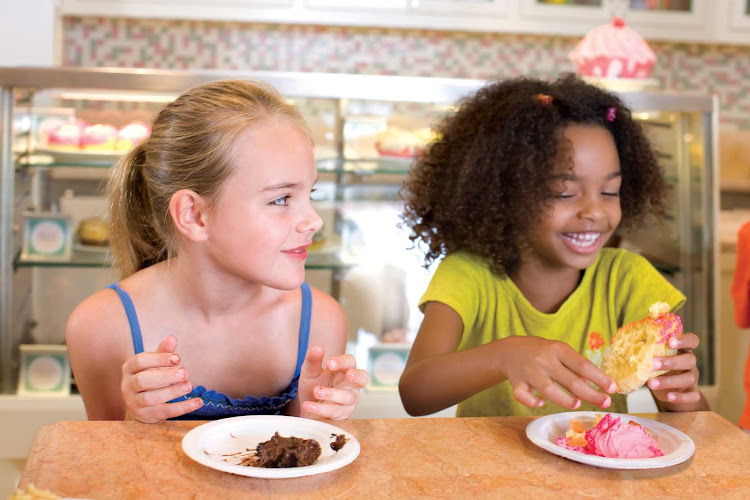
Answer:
[
  {"left": 375, "top": 127, "right": 438, "bottom": 158},
  {"left": 556, "top": 413, "right": 664, "bottom": 459},
  {"left": 116, "top": 120, "right": 151, "bottom": 151},
  {"left": 601, "top": 302, "right": 683, "bottom": 394},
  {"left": 47, "top": 119, "right": 88, "bottom": 149},
  {"left": 77, "top": 216, "right": 109, "bottom": 247},
  {"left": 569, "top": 17, "right": 656, "bottom": 79},
  {"left": 81, "top": 124, "right": 119, "bottom": 150}
]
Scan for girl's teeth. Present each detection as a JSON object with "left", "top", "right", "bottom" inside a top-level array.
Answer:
[{"left": 563, "top": 233, "right": 599, "bottom": 247}]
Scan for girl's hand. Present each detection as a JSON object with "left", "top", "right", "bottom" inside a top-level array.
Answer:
[
  {"left": 648, "top": 332, "right": 707, "bottom": 410},
  {"left": 299, "top": 346, "right": 369, "bottom": 420},
  {"left": 497, "top": 336, "right": 616, "bottom": 409},
  {"left": 120, "top": 335, "right": 203, "bottom": 423}
]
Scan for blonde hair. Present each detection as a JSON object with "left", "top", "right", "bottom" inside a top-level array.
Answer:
[{"left": 107, "top": 79, "right": 309, "bottom": 278}]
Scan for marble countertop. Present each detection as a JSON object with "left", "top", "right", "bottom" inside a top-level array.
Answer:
[{"left": 17, "top": 411, "right": 750, "bottom": 499}]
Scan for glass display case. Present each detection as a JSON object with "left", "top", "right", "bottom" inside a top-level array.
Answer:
[{"left": 0, "top": 67, "right": 718, "bottom": 403}]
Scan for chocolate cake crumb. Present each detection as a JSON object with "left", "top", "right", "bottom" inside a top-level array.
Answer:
[
  {"left": 253, "top": 432, "right": 321, "bottom": 468},
  {"left": 330, "top": 433, "right": 348, "bottom": 452}
]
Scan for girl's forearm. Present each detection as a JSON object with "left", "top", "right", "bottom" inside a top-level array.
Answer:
[{"left": 399, "top": 340, "right": 509, "bottom": 416}]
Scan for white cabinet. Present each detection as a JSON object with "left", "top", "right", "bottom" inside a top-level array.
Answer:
[
  {"left": 61, "top": 0, "right": 298, "bottom": 22},
  {"left": 519, "top": 0, "right": 714, "bottom": 41},
  {"left": 55, "top": 1, "right": 750, "bottom": 50},
  {"left": 308, "top": 0, "right": 506, "bottom": 16},
  {"left": 713, "top": 0, "right": 750, "bottom": 45}
]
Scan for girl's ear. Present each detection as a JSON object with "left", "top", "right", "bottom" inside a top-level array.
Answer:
[{"left": 169, "top": 189, "right": 209, "bottom": 242}]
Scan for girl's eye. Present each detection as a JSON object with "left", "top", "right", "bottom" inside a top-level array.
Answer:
[
  {"left": 270, "top": 196, "right": 290, "bottom": 206},
  {"left": 554, "top": 193, "right": 575, "bottom": 199},
  {"left": 602, "top": 192, "right": 620, "bottom": 197}
]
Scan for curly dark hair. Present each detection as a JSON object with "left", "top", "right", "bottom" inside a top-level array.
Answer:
[{"left": 401, "top": 73, "right": 666, "bottom": 276}]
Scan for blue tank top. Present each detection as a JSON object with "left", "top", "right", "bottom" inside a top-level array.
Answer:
[{"left": 107, "top": 282, "right": 312, "bottom": 420}]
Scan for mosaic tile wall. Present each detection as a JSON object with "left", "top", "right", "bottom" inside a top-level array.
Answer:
[{"left": 63, "top": 17, "right": 750, "bottom": 129}]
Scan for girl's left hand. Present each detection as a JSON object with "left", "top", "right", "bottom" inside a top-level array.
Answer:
[
  {"left": 299, "top": 345, "right": 370, "bottom": 420},
  {"left": 648, "top": 332, "right": 707, "bottom": 410}
]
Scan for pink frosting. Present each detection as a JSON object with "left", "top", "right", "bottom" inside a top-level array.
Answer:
[
  {"left": 569, "top": 17, "right": 656, "bottom": 79},
  {"left": 556, "top": 414, "right": 663, "bottom": 459},
  {"left": 48, "top": 119, "right": 88, "bottom": 147},
  {"left": 586, "top": 414, "right": 663, "bottom": 459},
  {"left": 82, "top": 124, "right": 118, "bottom": 145},
  {"left": 654, "top": 313, "right": 683, "bottom": 345}
]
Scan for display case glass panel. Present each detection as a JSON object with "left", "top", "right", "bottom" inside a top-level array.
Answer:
[{"left": 0, "top": 68, "right": 718, "bottom": 401}]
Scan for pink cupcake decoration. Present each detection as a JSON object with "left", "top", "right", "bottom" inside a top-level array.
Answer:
[{"left": 569, "top": 17, "right": 656, "bottom": 79}]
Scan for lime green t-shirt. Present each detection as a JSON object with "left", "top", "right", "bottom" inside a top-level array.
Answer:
[{"left": 419, "top": 248, "right": 686, "bottom": 418}]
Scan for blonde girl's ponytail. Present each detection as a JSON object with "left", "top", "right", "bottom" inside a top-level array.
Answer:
[{"left": 107, "top": 140, "right": 166, "bottom": 278}]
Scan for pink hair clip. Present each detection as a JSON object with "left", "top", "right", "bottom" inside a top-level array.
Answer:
[
  {"left": 606, "top": 107, "right": 617, "bottom": 122},
  {"left": 535, "top": 93, "right": 553, "bottom": 105}
]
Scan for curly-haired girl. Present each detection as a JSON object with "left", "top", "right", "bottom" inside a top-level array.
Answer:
[{"left": 399, "top": 74, "right": 708, "bottom": 417}]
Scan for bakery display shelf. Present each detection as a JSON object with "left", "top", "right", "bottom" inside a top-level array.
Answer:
[
  {"left": 316, "top": 156, "right": 414, "bottom": 176},
  {"left": 13, "top": 248, "right": 110, "bottom": 269},
  {"left": 16, "top": 149, "right": 122, "bottom": 168}
]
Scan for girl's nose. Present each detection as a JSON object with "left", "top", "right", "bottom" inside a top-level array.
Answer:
[
  {"left": 578, "top": 195, "right": 605, "bottom": 221},
  {"left": 299, "top": 203, "right": 324, "bottom": 234}
]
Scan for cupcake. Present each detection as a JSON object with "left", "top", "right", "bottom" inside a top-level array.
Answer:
[
  {"left": 115, "top": 121, "right": 151, "bottom": 151},
  {"left": 81, "top": 124, "right": 118, "bottom": 150},
  {"left": 47, "top": 119, "right": 88, "bottom": 150},
  {"left": 569, "top": 17, "right": 656, "bottom": 79},
  {"left": 601, "top": 302, "right": 682, "bottom": 394}
]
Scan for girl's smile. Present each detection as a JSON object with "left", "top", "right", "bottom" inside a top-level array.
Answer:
[
  {"left": 282, "top": 244, "right": 311, "bottom": 261},
  {"left": 560, "top": 231, "right": 604, "bottom": 254}
]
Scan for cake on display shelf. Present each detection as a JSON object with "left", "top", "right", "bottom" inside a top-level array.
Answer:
[{"left": 45, "top": 119, "right": 151, "bottom": 154}]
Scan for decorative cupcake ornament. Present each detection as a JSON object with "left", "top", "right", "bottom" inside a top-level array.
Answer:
[{"left": 569, "top": 17, "right": 656, "bottom": 79}]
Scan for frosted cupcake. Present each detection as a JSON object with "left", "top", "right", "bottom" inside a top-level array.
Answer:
[{"left": 569, "top": 17, "right": 656, "bottom": 79}]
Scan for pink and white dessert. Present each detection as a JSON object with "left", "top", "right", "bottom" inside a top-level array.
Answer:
[
  {"left": 556, "top": 413, "right": 664, "bottom": 459},
  {"left": 47, "top": 119, "right": 88, "bottom": 150},
  {"left": 569, "top": 17, "right": 656, "bottom": 79},
  {"left": 116, "top": 120, "right": 151, "bottom": 151},
  {"left": 81, "top": 124, "right": 118, "bottom": 150}
]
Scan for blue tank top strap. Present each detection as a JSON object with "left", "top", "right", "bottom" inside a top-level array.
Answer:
[
  {"left": 293, "top": 282, "right": 313, "bottom": 379},
  {"left": 107, "top": 283, "right": 144, "bottom": 354}
]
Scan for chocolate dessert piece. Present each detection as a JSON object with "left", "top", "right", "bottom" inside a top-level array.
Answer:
[
  {"left": 254, "top": 432, "right": 321, "bottom": 468},
  {"left": 330, "top": 433, "right": 348, "bottom": 452}
]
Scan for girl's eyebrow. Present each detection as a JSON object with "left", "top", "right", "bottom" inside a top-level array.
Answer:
[
  {"left": 261, "top": 182, "right": 300, "bottom": 192},
  {"left": 260, "top": 176, "right": 319, "bottom": 192},
  {"left": 551, "top": 171, "right": 622, "bottom": 181}
]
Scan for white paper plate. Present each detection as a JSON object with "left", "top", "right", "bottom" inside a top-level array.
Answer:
[
  {"left": 182, "top": 415, "right": 360, "bottom": 478},
  {"left": 526, "top": 411, "right": 694, "bottom": 470}
]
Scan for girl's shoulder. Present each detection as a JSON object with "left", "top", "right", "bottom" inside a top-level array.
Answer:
[
  {"left": 307, "top": 285, "right": 347, "bottom": 349},
  {"left": 439, "top": 251, "right": 491, "bottom": 274},
  {"left": 66, "top": 286, "right": 131, "bottom": 337},
  {"left": 66, "top": 267, "right": 158, "bottom": 348},
  {"left": 65, "top": 285, "right": 134, "bottom": 367},
  {"left": 309, "top": 285, "right": 346, "bottom": 328}
]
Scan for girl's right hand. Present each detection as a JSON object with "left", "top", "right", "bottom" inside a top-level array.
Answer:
[
  {"left": 120, "top": 335, "right": 203, "bottom": 423},
  {"left": 498, "top": 336, "right": 616, "bottom": 409}
]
